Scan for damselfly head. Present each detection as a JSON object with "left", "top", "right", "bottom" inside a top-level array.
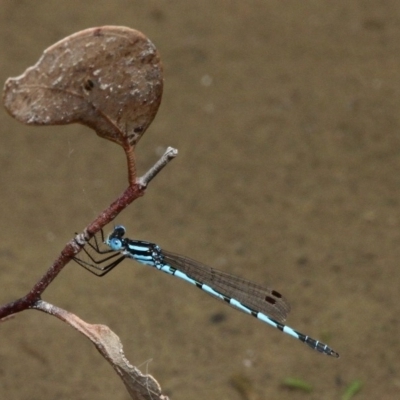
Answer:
[{"left": 104, "top": 225, "right": 126, "bottom": 251}]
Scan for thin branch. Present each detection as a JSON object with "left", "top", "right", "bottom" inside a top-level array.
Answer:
[
  {"left": 137, "top": 147, "right": 178, "bottom": 188},
  {"left": 124, "top": 143, "right": 137, "bottom": 187},
  {"left": 0, "top": 147, "right": 178, "bottom": 320}
]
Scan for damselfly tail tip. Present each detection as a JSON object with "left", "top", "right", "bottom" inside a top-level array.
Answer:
[{"left": 329, "top": 349, "right": 340, "bottom": 358}]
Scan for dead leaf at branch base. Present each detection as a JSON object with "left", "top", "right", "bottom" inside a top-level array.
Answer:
[
  {"left": 3, "top": 26, "right": 163, "bottom": 147},
  {"left": 34, "top": 300, "right": 169, "bottom": 400}
]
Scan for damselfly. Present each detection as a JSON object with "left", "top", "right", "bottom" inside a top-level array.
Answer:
[{"left": 74, "top": 225, "right": 339, "bottom": 358}]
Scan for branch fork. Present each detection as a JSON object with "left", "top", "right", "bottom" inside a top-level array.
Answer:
[{"left": 1, "top": 26, "right": 176, "bottom": 400}]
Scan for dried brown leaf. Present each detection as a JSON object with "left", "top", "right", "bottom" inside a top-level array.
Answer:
[
  {"left": 3, "top": 26, "right": 163, "bottom": 147},
  {"left": 34, "top": 300, "right": 169, "bottom": 400}
]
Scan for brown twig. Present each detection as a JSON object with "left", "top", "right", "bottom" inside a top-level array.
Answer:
[{"left": 0, "top": 146, "right": 177, "bottom": 320}]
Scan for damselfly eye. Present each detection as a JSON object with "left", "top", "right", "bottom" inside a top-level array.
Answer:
[{"left": 108, "top": 238, "right": 122, "bottom": 251}]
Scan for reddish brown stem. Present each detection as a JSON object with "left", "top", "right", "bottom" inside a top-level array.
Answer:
[
  {"left": 124, "top": 144, "right": 137, "bottom": 187},
  {"left": 0, "top": 183, "right": 144, "bottom": 320},
  {"left": 0, "top": 145, "right": 177, "bottom": 321}
]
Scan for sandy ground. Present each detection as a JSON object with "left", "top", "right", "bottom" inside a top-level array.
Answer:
[{"left": 1, "top": 1, "right": 400, "bottom": 399}]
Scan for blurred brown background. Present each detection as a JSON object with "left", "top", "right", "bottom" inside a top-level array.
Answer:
[{"left": 1, "top": 1, "right": 400, "bottom": 399}]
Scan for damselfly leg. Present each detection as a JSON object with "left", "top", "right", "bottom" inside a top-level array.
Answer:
[{"left": 73, "top": 229, "right": 125, "bottom": 276}]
